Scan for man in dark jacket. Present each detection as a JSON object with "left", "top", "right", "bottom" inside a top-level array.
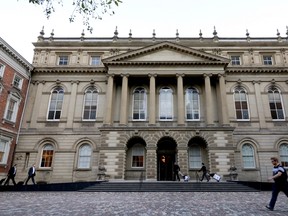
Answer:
[
  {"left": 199, "top": 163, "right": 209, "bottom": 182},
  {"left": 173, "top": 162, "right": 181, "bottom": 181},
  {"left": 25, "top": 164, "right": 36, "bottom": 185},
  {"left": 4, "top": 164, "right": 17, "bottom": 186},
  {"left": 266, "top": 157, "right": 288, "bottom": 211}
]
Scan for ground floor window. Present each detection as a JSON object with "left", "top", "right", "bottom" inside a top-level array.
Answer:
[
  {"left": 188, "top": 145, "right": 201, "bottom": 168},
  {"left": 0, "top": 137, "right": 11, "bottom": 164}
]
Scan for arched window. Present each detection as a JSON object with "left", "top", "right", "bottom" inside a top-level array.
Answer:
[
  {"left": 48, "top": 86, "right": 64, "bottom": 120},
  {"left": 40, "top": 144, "right": 54, "bottom": 167},
  {"left": 133, "top": 87, "right": 147, "bottom": 120},
  {"left": 77, "top": 144, "right": 92, "bottom": 169},
  {"left": 268, "top": 86, "right": 285, "bottom": 120},
  {"left": 242, "top": 144, "right": 255, "bottom": 168},
  {"left": 188, "top": 145, "right": 201, "bottom": 169},
  {"left": 280, "top": 143, "right": 288, "bottom": 167},
  {"left": 234, "top": 87, "right": 249, "bottom": 120},
  {"left": 83, "top": 87, "right": 98, "bottom": 120},
  {"left": 185, "top": 87, "right": 200, "bottom": 120},
  {"left": 159, "top": 87, "right": 173, "bottom": 120},
  {"left": 131, "top": 144, "right": 145, "bottom": 168}
]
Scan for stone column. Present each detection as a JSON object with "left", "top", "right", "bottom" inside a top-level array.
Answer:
[
  {"left": 30, "top": 80, "right": 45, "bottom": 128},
  {"left": 253, "top": 80, "right": 266, "bottom": 128},
  {"left": 176, "top": 73, "right": 185, "bottom": 125},
  {"left": 218, "top": 74, "right": 229, "bottom": 126},
  {"left": 204, "top": 74, "right": 213, "bottom": 125},
  {"left": 66, "top": 80, "right": 79, "bottom": 128},
  {"left": 104, "top": 74, "right": 114, "bottom": 125},
  {"left": 120, "top": 74, "right": 129, "bottom": 125},
  {"left": 146, "top": 147, "right": 157, "bottom": 180},
  {"left": 148, "top": 74, "right": 157, "bottom": 125}
]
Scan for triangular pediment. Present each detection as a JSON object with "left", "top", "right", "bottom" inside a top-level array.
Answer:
[{"left": 103, "top": 41, "right": 230, "bottom": 65}]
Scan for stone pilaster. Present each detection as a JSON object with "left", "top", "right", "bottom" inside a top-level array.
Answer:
[
  {"left": 148, "top": 74, "right": 157, "bottom": 125},
  {"left": 176, "top": 73, "right": 185, "bottom": 125},
  {"left": 120, "top": 74, "right": 129, "bottom": 125}
]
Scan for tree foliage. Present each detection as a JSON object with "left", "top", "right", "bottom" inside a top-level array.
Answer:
[{"left": 27, "top": 0, "right": 122, "bottom": 33}]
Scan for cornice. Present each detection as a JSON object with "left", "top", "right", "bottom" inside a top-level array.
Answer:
[
  {"left": 104, "top": 61, "right": 227, "bottom": 66},
  {"left": 34, "top": 67, "right": 107, "bottom": 73},
  {"left": 226, "top": 67, "right": 288, "bottom": 73}
]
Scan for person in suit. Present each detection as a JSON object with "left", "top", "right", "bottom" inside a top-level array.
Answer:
[
  {"left": 25, "top": 164, "right": 36, "bottom": 185},
  {"left": 4, "top": 164, "right": 17, "bottom": 186},
  {"left": 173, "top": 162, "right": 181, "bottom": 181}
]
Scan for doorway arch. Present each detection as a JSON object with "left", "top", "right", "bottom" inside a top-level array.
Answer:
[{"left": 157, "top": 137, "right": 177, "bottom": 181}]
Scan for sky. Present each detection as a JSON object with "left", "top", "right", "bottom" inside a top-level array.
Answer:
[{"left": 1, "top": 0, "right": 288, "bottom": 62}]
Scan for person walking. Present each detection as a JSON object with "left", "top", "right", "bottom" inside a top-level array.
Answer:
[
  {"left": 173, "top": 162, "right": 181, "bottom": 181},
  {"left": 199, "top": 163, "right": 209, "bottom": 182},
  {"left": 25, "top": 164, "right": 36, "bottom": 185},
  {"left": 266, "top": 157, "right": 288, "bottom": 211},
  {"left": 4, "top": 164, "right": 17, "bottom": 186}
]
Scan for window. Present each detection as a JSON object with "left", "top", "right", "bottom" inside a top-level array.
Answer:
[
  {"left": 159, "top": 87, "right": 173, "bottom": 120},
  {"left": 263, "top": 56, "right": 273, "bottom": 65},
  {"left": 77, "top": 144, "right": 92, "bottom": 169},
  {"left": 4, "top": 92, "right": 21, "bottom": 122},
  {"left": 132, "top": 144, "right": 144, "bottom": 168},
  {"left": 185, "top": 87, "right": 200, "bottom": 120},
  {"left": 268, "top": 86, "right": 284, "bottom": 120},
  {"left": 133, "top": 87, "right": 147, "bottom": 120},
  {"left": 231, "top": 56, "right": 241, "bottom": 65},
  {"left": 48, "top": 87, "right": 64, "bottom": 120},
  {"left": 0, "top": 63, "right": 5, "bottom": 78},
  {"left": 242, "top": 144, "right": 255, "bottom": 168},
  {"left": 13, "top": 75, "right": 23, "bottom": 89},
  {"left": 83, "top": 87, "right": 98, "bottom": 120},
  {"left": 40, "top": 144, "right": 54, "bottom": 167},
  {"left": 0, "top": 137, "right": 11, "bottom": 164},
  {"left": 58, "top": 56, "right": 69, "bottom": 65},
  {"left": 188, "top": 145, "right": 201, "bottom": 169},
  {"left": 234, "top": 87, "right": 249, "bottom": 120},
  {"left": 0, "top": 84, "right": 3, "bottom": 95},
  {"left": 280, "top": 143, "right": 288, "bottom": 167},
  {"left": 90, "top": 56, "right": 101, "bottom": 66}
]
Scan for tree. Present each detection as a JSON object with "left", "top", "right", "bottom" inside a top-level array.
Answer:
[{"left": 28, "top": 0, "right": 122, "bottom": 33}]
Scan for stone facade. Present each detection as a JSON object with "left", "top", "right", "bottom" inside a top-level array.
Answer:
[{"left": 13, "top": 29, "right": 288, "bottom": 183}]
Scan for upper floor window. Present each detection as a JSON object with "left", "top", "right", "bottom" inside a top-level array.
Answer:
[
  {"left": 4, "top": 92, "right": 21, "bottom": 122},
  {"left": 0, "top": 63, "right": 5, "bottom": 78},
  {"left": 159, "top": 87, "right": 173, "bottom": 120},
  {"left": 280, "top": 143, "right": 288, "bottom": 167},
  {"left": 234, "top": 87, "right": 249, "bottom": 120},
  {"left": 132, "top": 144, "right": 145, "bottom": 168},
  {"left": 83, "top": 87, "right": 98, "bottom": 120},
  {"left": 40, "top": 144, "right": 54, "bottom": 168},
  {"left": 263, "top": 56, "right": 273, "bottom": 65},
  {"left": 0, "top": 137, "right": 11, "bottom": 164},
  {"left": 90, "top": 56, "right": 101, "bottom": 66},
  {"left": 77, "top": 144, "right": 92, "bottom": 169},
  {"left": 242, "top": 144, "right": 256, "bottom": 168},
  {"left": 13, "top": 75, "right": 23, "bottom": 89},
  {"left": 185, "top": 87, "right": 200, "bottom": 120},
  {"left": 268, "top": 86, "right": 284, "bottom": 120},
  {"left": 58, "top": 56, "right": 69, "bottom": 65},
  {"left": 231, "top": 56, "right": 241, "bottom": 65},
  {"left": 0, "top": 84, "right": 3, "bottom": 95},
  {"left": 133, "top": 87, "right": 147, "bottom": 120},
  {"left": 47, "top": 86, "right": 64, "bottom": 120},
  {"left": 188, "top": 145, "right": 201, "bottom": 169}
]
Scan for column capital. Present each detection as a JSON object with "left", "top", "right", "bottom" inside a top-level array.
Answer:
[
  {"left": 217, "top": 73, "right": 226, "bottom": 78},
  {"left": 106, "top": 74, "right": 115, "bottom": 78},
  {"left": 203, "top": 73, "right": 212, "bottom": 78},
  {"left": 148, "top": 73, "right": 157, "bottom": 78},
  {"left": 121, "top": 73, "right": 130, "bottom": 78},
  {"left": 176, "top": 73, "right": 185, "bottom": 78}
]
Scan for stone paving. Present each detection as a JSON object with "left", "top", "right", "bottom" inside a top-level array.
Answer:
[{"left": 0, "top": 191, "right": 287, "bottom": 215}]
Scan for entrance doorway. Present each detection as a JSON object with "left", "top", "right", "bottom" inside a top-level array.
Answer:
[{"left": 157, "top": 138, "right": 177, "bottom": 181}]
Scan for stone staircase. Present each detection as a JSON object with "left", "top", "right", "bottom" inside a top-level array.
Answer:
[{"left": 79, "top": 181, "right": 259, "bottom": 192}]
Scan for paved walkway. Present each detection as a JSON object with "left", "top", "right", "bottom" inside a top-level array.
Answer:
[{"left": 0, "top": 191, "right": 287, "bottom": 215}]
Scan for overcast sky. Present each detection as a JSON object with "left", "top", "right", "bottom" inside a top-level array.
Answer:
[{"left": 1, "top": 0, "right": 288, "bottom": 62}]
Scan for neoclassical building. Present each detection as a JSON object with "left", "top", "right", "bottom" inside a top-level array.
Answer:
[{"left": 14, "top": 28, "right": 288, "bottom": 183}]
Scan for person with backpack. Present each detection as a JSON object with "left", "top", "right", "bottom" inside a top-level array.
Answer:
[{"left": 266, "top": 157, "right": 288, "bottom": 211}]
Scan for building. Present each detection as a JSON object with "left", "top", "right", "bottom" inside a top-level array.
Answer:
[
  {"left": 14, "top": 28, "right": 288, "bottom": 183},
  {"left": 0, "top": 37, "right": 33, "bottom": 179}
]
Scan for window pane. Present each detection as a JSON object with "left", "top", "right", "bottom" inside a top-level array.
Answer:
[
  {"left": 41, "top": 144, "right": 54, "bottom": 167},
  {"left": 132, "top": 145, "right": 144, "bottom": 167},
  {"left": 48, "top": 87, "right": 64, "bottom": 120},
  {"left": 78, "top": 144, "right": 92, "bottom": 168},
  {"left": 189, "top": 145, "right": 201, "bottom": 168},
  {"left": 242, "top": 144, "right": 255, "bottom": 168},
  {"left": 268, "top": 87, "right": 284, "bottom": 119},
  {"left": 83, "top": 87, "right": 98, "bottom": 120},
  {"left": 133, "top": 88, "right": 146, "bottom": 120}
]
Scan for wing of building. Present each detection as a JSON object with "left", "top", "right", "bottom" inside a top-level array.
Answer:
[
  {"left": 0, "top": 37, "right": 33, "bottom": 177},
  {"left": 14, "top": 28, "right": 288, "bottom": 183}
]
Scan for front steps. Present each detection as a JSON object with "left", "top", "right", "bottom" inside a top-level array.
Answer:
[{"left": 79, "top": 181, "right": 259, "bottom": 192}]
